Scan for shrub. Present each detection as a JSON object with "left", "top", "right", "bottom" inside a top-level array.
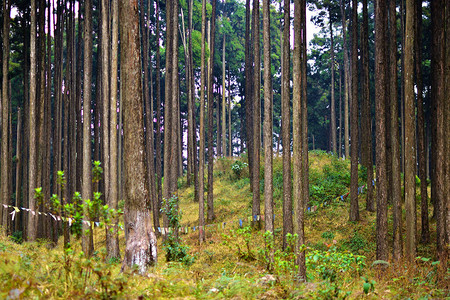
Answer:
[{"left": 231, "top": 160, "right": 248, "bottom": 179}]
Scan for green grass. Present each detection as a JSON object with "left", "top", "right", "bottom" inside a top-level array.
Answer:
[{"left": 0, "top": 152, "right": 447, "bottom": 299}]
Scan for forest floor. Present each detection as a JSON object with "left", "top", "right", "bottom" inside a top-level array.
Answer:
[{"left": 0, "top": 152, "right": 448, "bottom": 299}]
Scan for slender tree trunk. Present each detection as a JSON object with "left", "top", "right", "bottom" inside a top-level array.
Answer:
[
  {"left": 28, "top": 0, "right": 38, "bottom": 241},
  {"left": 349, "top": 0, "right": 360, "bottom": 222},
  {"left": 443, "top": 0, "right": 450, "bottom": 258},
  {"left": 228, "top": 67, "right": 232, "bottom": 156},
  {"left": 330, "top": 18, "right": 336, "bottom": 155},
  {"left": 431, "top": 0, "right": 446, "bottom": 263},
  {"left": 404, "top": 0, "right": 416, "bottom": 262},
  {"left": 14, "top": 108, "right": 22, "bottom": 232},
  {"left": 155, "top": 0, "right": 162, "bottom": 225},
  {"left": 375, "top": 0, "right": 389, "bottom": 262},
  {"left": 163, "top": 0, "right": 174, "bottom": 228},
  {"left": 171, "top": 0, "right": 180, "bottom": 193},
  {"left": 107, "top": 0, "right": 120, "bottom": 260},
  {"left": 361, "top": 0, "right": 374, "bottom": 212},
  {"left": 187, "top": 0, "right": 199, "bottom": 202},
  {"left": 415, "top": 0, "right": 429, "bottom": 244},
  {"left": 222, "top": 2, "right": 227, "bottom": 157},
  {"left": 301, "top": 0, "right": 309, "bottom": 209},
  {"left": 390, "top": 0, "right": 403, "bottom": 261},
  {"left": 281, "top": 0, "right": 292, "bottom": 250},
  {"left": 340, "top": 0, "right": 350, "bottom": 160},
  {"left": 252, "top": 0, "right": 261, "bottom": 229},
  {"left": 245, "top": 0, "right": 254, "bottom": 194},
  {"left": 198, "top": 0, "right": 207, "bottom": 242},
  {"left": 1, "top": 0, "right": 11, "bottom": 232},
  {"left": 207, "top": 0, "right": 217, "bottom": 222},
  {"left": 101, "top": 0, "right": 111, "bottom": 244},
  {"left": 339, "top": 65, "right": 342, "bottom": 158},
  {"left": 293, "top": 0, "right": 306, "bottom": 281},
  {"left": 263, "top": 0, "right": 274, "bottom": 257},
  {"left": 82, "top": 0, "right": 94, "bottom": 257},
  {"left": 119, "top": 0, "right": 157, "bottom": 273}
]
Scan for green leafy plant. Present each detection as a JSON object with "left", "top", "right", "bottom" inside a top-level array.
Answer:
[
  {"left": 361, "top": 276, "right": 376, "bottom": 294},
  {"left": 231, "top": 160, "right": 248, "bottom": 179},
  {"left": 161, "top": 195, "right": 194, "bottom": 266}
]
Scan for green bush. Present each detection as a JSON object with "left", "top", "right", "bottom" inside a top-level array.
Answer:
[
  {"left": 161, "top": 195, "right": 195, "bottom": 266},
  {"left": 231, "top": 160, "right": 248, "bottom": 179}
]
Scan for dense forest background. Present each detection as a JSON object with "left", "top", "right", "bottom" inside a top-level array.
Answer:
[{"left": 0, "top": 0, "right": 448, "bottom": 291}]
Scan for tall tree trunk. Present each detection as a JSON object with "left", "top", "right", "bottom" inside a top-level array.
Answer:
[
  {"left": 1, "top": 0, "right": 11, "bottom": 232},
  {"left": 82, "top": 0, "right": 94, "bottom": 257},
  {"left": 361, "top": 0, "right": 374, "bottom": 212},
  {"left": 14, "top": 108, "right": 22, "bottom": 232},
  {"left": 171, "top": 0, "right": 180, "bottom": 193},
  {"left": 207, "top": 0, "right": 217, "bottom": 222},
  {"left": 404, "top": 0, "right": 416, "bottom": 262},
  {"left": 155, "top": 0, "right": 162, "bottom": 226},
  {"left": 444, "top": 0, "right": 450, "bottom": 259},
  {"left": 101, "top": 0, "right": 111, "bottom": 245},
  {"left": 281, "top": 0, "right": 292, "bottom": 250},
  {"left": 339, "top": 65, "right": 342, "bottom": 158},
  {"left": 163, "top": 0, "right": 174, "bottom": 230},
  {"left": 375, "top": 0, "right": 389, "bottom": 262},
  {"left": 415, "top": 0, "right": 429, "bottom": 244},
  {"left": 28, "top": 0, "right": 38, "bottom": 241},
  {"left": 107, "top": 0, "right": 120, "bottom": 260},
  {"left": 340, "top": 0, "right": 350, "bottom": 159},
  {"left": 251, "top": 0, "right": 261, "bottom": 229},
  {"left": 245, "top": 0, "right": 254, "bottom": 194},
  {"left": 228, "top": 67, "right": 232, "bottom": 156},
  {"left": 431, "top": 0, "right": 446, "bottom": 263},
  {"left": 293, "top": 0, "right": 306, "bottom": 281},
  {"left": 390, "top": 0, "right": 403, "bottom": 261},
  {"left": 119, "top": 0, "right": 157, "bottom": 273},
  {"left": 222, "top": 2, "right": 227, "bottom": 157},
  {"left": 349, "top": 0, "right": 360, "bottom": 222},
  {"left": 198, "top": 0, "right": 207, "bottom": 242},
  {"left": 186, "top": 0, "right": 199, "bottom": 202},
  {"left": 263, "top": 0, "right": 274, "bottom": 251},
  {"left": 330, "top": 18, "right": 337, "bottom": 155}
]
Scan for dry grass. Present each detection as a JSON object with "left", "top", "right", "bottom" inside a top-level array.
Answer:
[{"left": 0, "top": 153, "right": 447, "bottom": 299}]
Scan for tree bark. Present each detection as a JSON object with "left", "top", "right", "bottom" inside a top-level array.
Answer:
[
  {"left": 281, "top": 0, "right": 292, "bottom": 250},
  {"left": 349, "top": 0, "right": 359, "bottom": 222},
  {"left": 263, "top": 0, "right": 273, "bottom": 235},
  {"left": 222, "top": 2, "right": 227, "bottom": 157},
  {"left": 155, "top": 0, "right": 162, "bottom": 226},
  {"left": 1, "top": 0, "right": 11, "bottom": 232},
  {"left": 82, "top": 0, "right": 94, "bottom": 256},
  {"left": 199, "top": 0, "right": 207, "bottom": 242},
  {"left": 340, "top": 0, "right": 350, "bottom": 160},
  {"left": 415, "top": 0, "right": 429, "bottom": 244},
  {"left": 390, "top": 0, "right": 403, "bottom": 261},
  {"left": 207, "top": 0, "right": 217, "bottom": 222},
  {"left": 330, "top": 17, "right": 336, "bottom": 155},
  {"left": 375, "top": 0, "right": 388, "bottom": 262},
  {"left": 431, "top": 0, "right": 446, "bottom": 264},
  {"left": 404, "top": 0, "right": 416, "bottom": 262},
  {"left": 293, "top": 0, "right": 306, "bottom": 281},
  {"left": 119, "top": 0, "right": 157, "bottom": 273},
  {"left": 361, "top": 0, "right": 374, "bottom": 212},
  {"left": 28, "top": 0, "right": 38, "bottom": 241},
  {"left": 107, "top": 0, "right": 120, "bottom": 260},
  {"left": 245, "top": 0, "right": 254, "bottom": 194},
  {"left": 251, "top": 0, "right": 261, "bottom": 229}
]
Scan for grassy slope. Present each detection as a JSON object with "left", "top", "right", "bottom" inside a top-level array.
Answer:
[{"left": 0, "top": 152, "right": 446, "bottom": 299}]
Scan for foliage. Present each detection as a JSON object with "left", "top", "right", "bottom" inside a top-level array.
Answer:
[
  {"left": 221, "top": 226, "right": 256, "bottom": 261},
  {"left": 231, "top": 160, "right": 248, "bottom": 179},
  {"left": 161, "top": 195, "right": 194, "bottom": 266}
]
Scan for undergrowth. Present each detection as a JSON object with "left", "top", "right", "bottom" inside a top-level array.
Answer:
[{"left": 0, "top": 152, "right": 447, "bottom": 299}]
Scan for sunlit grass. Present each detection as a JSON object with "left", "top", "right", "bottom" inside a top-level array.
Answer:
[{"left": 0, "top": 152, "right": 446, "bottom": 299}]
